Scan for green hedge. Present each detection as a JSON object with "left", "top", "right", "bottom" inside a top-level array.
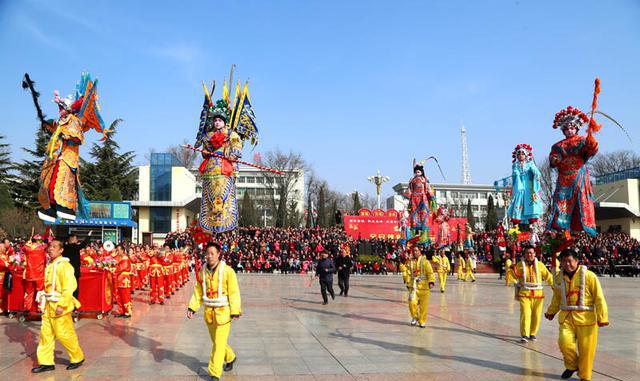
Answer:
[{"left": 357, "top": 254, "right": 384, "bottom": 264}]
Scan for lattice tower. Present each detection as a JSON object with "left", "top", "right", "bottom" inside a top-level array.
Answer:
[{"left": 461, "top": 124, "right": 471, "bottom": 184}]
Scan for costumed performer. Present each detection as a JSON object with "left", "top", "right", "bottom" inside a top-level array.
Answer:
[{"left": 507, "top": 144, "right": 543, "bottom": 227}]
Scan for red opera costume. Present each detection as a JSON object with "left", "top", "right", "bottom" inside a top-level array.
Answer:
[
  {"left": 149, "top": 253, "right": 165, "bottom": 304},
  {"left": 163, "top": 251, "right": 175, "bottom": 297},
  {"left": 547, "top": 106, "right": 598, "bottom": 235},
  {"left": 22, "top": 240, "right": 47, "bottom": 312},
  {"left": 114, "top": 253, "right": 132, "bottom": 317},
  {"left": 405, "top": 169, "right": 433, "bottom": 231}
]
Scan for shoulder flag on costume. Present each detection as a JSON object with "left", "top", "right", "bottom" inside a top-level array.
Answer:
[{"left": 231, "top": 82, "right": 259, "bottom": 146}]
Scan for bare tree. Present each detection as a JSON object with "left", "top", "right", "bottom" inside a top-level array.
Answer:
[
  {"left": 589, "top": 149, "right": 640, "bottom": 177},
  {"left": 261, "top": 149, "right": 308, "bottom": 227},
  {"left": 167, "top": 139, "right": 201, "bottom": 169},
  {"left": 537, "top": 157, "right": 556, "bottom": 221}
]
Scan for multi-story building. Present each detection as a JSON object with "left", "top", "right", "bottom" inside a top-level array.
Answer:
[
  {"left": 387, "top": 182, "right": 509, "bottom": 230},
  {"left": 131, "top": 153, "right": 305, "bottom": 244},
  {"left": 594, "top": 167, "right": 640, "bottom": 239}
]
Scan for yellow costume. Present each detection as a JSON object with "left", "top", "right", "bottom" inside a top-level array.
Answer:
[
  {"left": 433, "top": 255, "right": 450, "bottom": 292},
  {"left": 464, "top": 256, "right": 476, "bottom": 282},
  {"left": 457, "top": 255, "right": 466, "bottom": 280},
  {"left": 546, "top": 266, "right": 608, "bottom": 381},
  {"left": 514, "top": 259, "right": 552, "bottom": 338},
  {"left": 36, "top": 256, "right": 84, "bottom": 366},
  {"left": 188, "top": 261, "right": 241, "bottom": 378},
  {"left": 407, "top": 255, "right": 436, "bottom": 326},
  {"left": 505, "top": 258, "right": 516, "bottom": 286}
]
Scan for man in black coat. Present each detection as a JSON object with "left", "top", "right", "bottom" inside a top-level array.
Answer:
[
  {"left": 64, "top": 231, "right": 92, "bottom": 299},
  {"left": 335, "top": 251, "right": 352, "bottom": 296},
  {"left": 315, "top": 251, "right": 336, "bottom": 305}
]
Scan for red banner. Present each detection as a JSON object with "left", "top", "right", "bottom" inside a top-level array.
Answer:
[{"left": 343, "top": 208, "right": 467, "bottom": 244}]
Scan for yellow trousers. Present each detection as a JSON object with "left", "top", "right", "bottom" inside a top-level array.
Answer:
[
  {"left": 37, "top": 313, "right": 84, "bottom": 365},
  {"left": 505, "top": 270, "right": 515, "bottom": 286},
  {"left": 519, "top": 297, "right": 543, "bottom": 337},
  {"left": 408, "top": 289, "right": 430, "bottom": 325},
  {"left": 438, "top": 272, "right": 447, "bottom": 291},
  {"left": 457, "top": 267, "right": 465, "bottom": 280},
  {"left": 558, "top": 318, "right": 598, "bottom": 381},
  {"left": 206, "top": 321, "right": 236, "bottom": 377},
  {"left": 465, "top": 269, "right": 476, "bottom": 282}
]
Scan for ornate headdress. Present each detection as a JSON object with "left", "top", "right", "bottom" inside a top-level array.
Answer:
[
  {"left": 195, "top": 75, "right": 258, "bottom": 148},
  {"left": 552, "top": 106, "right": 589, "bottom": 130},
  {"left": 511, "top": 143, "right": 533, "bottom": 163}
]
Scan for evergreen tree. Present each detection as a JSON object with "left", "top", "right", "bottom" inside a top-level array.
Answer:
[
  {"left": 0, "top": 134, "right": 13, "bottom": 185},
  {"left": 466, "top": 199, "right": 476, "bottom": 229},
  {"left": 352, "top": 191, "right": 362, "bottom": 213},
  {"left": 317, "top": 186, "right": 326, "bottom": 227},
  {"left": 239, "top": 191, "right": 257, "bottom": 227},
  {"left": 80, "top": 120, "right": 138, "bottom": 201},
  {"left": 11, "top": 128, "right": 50, "bottom": 210},
  {"left": 286, "top": 199, "right": 301, "bottom": 227},
  {"left": 485, "top": 194, "right": 498, "bottom": 231},
  {"left": 275, "top": 184, "right": 287, "bottom": 227},
  {"left": 329, "top": 200, "right": 338, "bottom": 226},
  {"left": 306, "top": 193, "right": 314, "bottom": 228}
]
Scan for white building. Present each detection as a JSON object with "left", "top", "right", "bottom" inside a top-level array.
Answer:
[
  {"left": 131, "top": 153, "right": 305, "bottom": 245},
  {"left": 386, "top": 182, "right": 509, "bottom": 230}
]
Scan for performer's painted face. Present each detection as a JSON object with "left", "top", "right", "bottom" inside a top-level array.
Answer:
[
  {"left": 517, "top": 151, "right": 526, "bottom": 162},
  {"left": 414, "top": 169, "right": 422, "bottom": 177},
  {"left": 562, "top": 125, "right": 578, "bottom": 138},
  {"left": 213, "top": 117, "right": 226, "bottom": 131}
]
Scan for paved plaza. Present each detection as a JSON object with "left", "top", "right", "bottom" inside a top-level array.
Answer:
[{"left": 1, "top": 273, "right": 638, "bottom": 380}]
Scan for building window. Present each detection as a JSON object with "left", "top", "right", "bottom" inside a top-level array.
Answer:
[
  {"left": 150, "top": 207, "right": 172, "bottom": 233},
  {"left": 256, "top": 177, "right": 264, "bottom": 184},
  {"left": 150, "top": 153, "right": 176, "bottom": 201},
  {"left": 246, "top": 177, "right": 256, "bottom": 184},
  {"left": 238, "top": 177, "right": 246, "bottom": 183}
]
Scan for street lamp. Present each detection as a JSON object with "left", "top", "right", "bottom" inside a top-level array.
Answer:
[{"left": 367, "top": 170, "right": 390, "bottom": 210}]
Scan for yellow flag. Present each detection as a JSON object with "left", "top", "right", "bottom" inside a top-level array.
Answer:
[{"left": 222, "top": 79, "right": 230, "bottom": 104}]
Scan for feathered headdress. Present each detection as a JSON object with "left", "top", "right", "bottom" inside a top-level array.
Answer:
[
  {"left": 195, "top": 72, "right": 259, "bottom": 148},
  {"left": 511, "top": 143, "right": 533, "bottom": 163}
]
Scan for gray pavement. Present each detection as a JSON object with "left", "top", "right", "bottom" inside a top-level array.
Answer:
[{"left": 1, "top": 273, "right": 638, "bottom": 380}]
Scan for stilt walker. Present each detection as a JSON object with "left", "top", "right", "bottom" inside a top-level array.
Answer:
[{"left": 507, "top": 144, "right": 543, "bottom": 229}]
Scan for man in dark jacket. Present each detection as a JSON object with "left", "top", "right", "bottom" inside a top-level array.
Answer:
[
  {"left": 64, "top": 231, "right": 92, "bottom": 299},
  {"left": 335, "top": 251, "right": 352, "bottom": 296},
  {"left": 315, "top": 251, "right": 335, "bottom": 305}
]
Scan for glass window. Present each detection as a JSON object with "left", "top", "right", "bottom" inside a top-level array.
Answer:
[
  {"left": 256, "top": 177, "right": 264, "bottom": 184},
  {"left": 246, "top": 177, "right": 256, "bottom": 184},
  {"left": 238, "top": 177, "right": 246, "bottom": 183},
  {"left": 150, "top": 162, "right": 171, "bottom": 201},
  {"left": 150, "top": 207, "right": 171, "bottom": 233},
  {"left": 265, "top": 177, "right": 274, "bottom": 184}
]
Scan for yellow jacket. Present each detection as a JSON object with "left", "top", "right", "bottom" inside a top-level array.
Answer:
[
  {"left": 546, "top": 266, "right": 608, "bottom": 326},
  {"left": 399, "top": 263, "right": 409, "bottom": 285},
  {"left": 433, "top": 255, "right": 450, "bottom": 274},
  {"left": 408, "top": 256, "right": 436, "bottom": 290},
  {"left": 41, "top": 256, "right": 81, "bottom": 317},
  {"left": 189, "top": 262, "right": 241, "bottom": 325},
  {"left": 458, "top": 256, "right": 465, "bottom": 270},
  {"left": 514, "top": 260, "right": 553, "bottom": 298}
]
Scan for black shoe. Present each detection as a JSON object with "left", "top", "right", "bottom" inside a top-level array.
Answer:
[
  {"left": 322, "top": 301, "right": 328, "bottom": 305},
  {"left": 331, "top": 294, "right": 335, "bottom": 300},
  {"left": 56, "top": 206, "right": 76, "bottom": 221},
  {"left": 32, "top": 365, "right": 55, "bottom": 373},
  {"left": 66, "top": 360, "right": 84, "bottom": 370},
  {"left": 529, "top": 335, "right": 537, "bottom": 342},
  {"left": 37, "top": 208, "right": 57, "bottom": 223},
  {"left": 211, "top": 377, "right": 220, "bottom": 381},
  {"left": 561, "top": 369, "right": 577, "bottom": 379},
  {"left": 339, "top": 292, "right": 344, "bottom": 296},
  {"left": 223, "top": 357, "right": 236, "bottom": 371},
  {"left": 124, "top": 314, "right": 131, "bottom": 319},
  {"left": 159, "top": 301, "right": 165, "bottom": 305}
]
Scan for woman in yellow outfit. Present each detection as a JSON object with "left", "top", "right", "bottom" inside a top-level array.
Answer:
[
  {"left": 545, "top": 249, "right": 608, "bottom": 381},
  {"left": 464, "top": 249, "right": 476, "bottom": 282},
  {"left": 514, "top": 246, "right": 553, "bottom": 342},
  {"left": 505, "top": 255, "right": 516, "bottom": 286},
  {"left": 32, "top": 240, "right": 84, "bottom": 373},
  {"left": 432, "top": 249, "right": 450, "bottom": 292},
  {"left": 406, "top": 246, "right": 435, "bottom": 328},
  {"left": 188, "top": 242, "right": 242, "bottom": 381},
  {"left": 457, "top": 252, "right": 466, "bottom": 280}
]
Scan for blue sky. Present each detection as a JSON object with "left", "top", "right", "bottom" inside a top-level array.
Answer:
[{"left": 1, "top": 0, "right": 639, "bottom": 200}]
